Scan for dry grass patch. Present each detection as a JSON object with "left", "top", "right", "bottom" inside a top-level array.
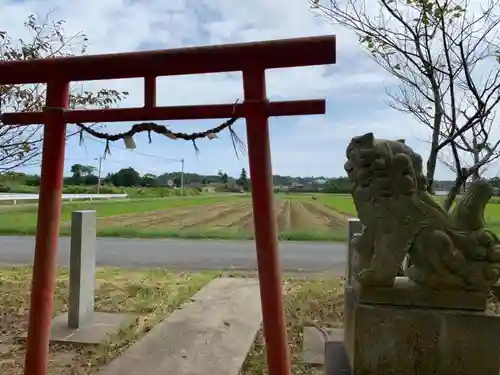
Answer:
[
  {"left": 0, "top": 266, "right": 216, "bottom": 375},
  {"left": 242, "top": 276, "right": 344, "bottom": 375},
  {"left": 241, "top": 277, "right": 500, "bottom": 375}
]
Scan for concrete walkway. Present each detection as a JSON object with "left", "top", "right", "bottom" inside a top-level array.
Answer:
[{"left": 97, "top": 278, "right": 262, "bottom": 375}]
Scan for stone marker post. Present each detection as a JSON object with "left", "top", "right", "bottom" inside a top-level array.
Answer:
[{"left": 68, "top": 210, "right": 96, "bottom": 329}]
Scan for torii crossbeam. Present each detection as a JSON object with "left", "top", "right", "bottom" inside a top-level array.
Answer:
[{"left": 0, "top": 35, "right": 336, "bottom": 375}]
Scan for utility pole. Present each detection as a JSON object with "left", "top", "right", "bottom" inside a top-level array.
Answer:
[
  {"left": 96, "top": 156, "right": 103, "bottom": 194},
  {"left": 180, "top": 158, "right": 185, "bottom": 197}
]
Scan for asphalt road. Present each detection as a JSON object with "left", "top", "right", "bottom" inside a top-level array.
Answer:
[{"left": 0, "top": 236, "right": 347, "bottom": 273}]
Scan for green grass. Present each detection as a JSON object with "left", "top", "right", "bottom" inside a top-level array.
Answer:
[
  {"left": 485, "top": 201, "right": 500, "bottom": 231},
  {"left": 0, "top": 193, "right": 350, "bottom": 242},
  {"left": 4, "top": 192, "right": 500, "bottom": 242},
  {"left": 0, "top": 183, "right": 204, "bottom": 199},
  {"left": 0, "top": 195, "right": 238, "bottom": 236},
  {"left": 276, "top": 193, "right": 500, "bottom": 241},
  {"left": 1, "top": 193, "right": 236, "bottom": 214},
  {"left": 276, "top": 192, "right": 358, "bottom": 217},
  {"left": 316, "top": 194, "right": 357, "bottom": 215},
  {"left": 281, "top": 193, "right": 357, "bottom": 215},
  {"left": 0, "top": 226, "right": 347, "bottom": 242},
  {"left": 87, "top": 228, "right": 348, "bottom": 242}
]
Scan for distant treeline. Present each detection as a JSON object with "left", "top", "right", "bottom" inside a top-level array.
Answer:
[{"left": 0, "top": 164, "right": 468, "bottom": 195}]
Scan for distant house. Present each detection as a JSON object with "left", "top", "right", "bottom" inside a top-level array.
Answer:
[{"left": 314, "top": 179, "right": 328, "bottom": 184}]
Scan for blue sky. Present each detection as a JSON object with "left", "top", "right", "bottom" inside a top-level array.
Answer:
[{"left": 1, "top": 0, "right": 484, "bottom": 179}]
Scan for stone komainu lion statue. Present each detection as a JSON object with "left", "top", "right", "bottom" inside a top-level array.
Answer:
[{"left": 345, "top": 132, "right": 500, "bottom": 291}]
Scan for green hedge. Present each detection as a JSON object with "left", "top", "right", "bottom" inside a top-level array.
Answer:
[
  {"left": 124, "top": 187, "right": 202, "bottom": 198},
  {"left": 0, "top": 184, "right": 203, "bottom": 198}
]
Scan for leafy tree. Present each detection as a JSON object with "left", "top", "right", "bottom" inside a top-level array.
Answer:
[
  {"left": 489, "top": 177, "right": 500, "bottom": 189},
  {"left": 82, "top": 174, "right": 98, "bottom": 185},
  {"left": 141, "top": 173, "right": 158, "bottom": 187},
  {"left": 0, "top": 14, "right": 127, "bottom": 171},
  {"left": 237, "top": 168, "right": 249, "bottom": 189},
  {"left": 70, "top": 164, "right": 84, "bottom": 181},
  {"left": 218, "top": 169, "right": 229, "bottom": 187},
  {"left": 70, "top": 163, "right": 95, "bottom": 184},
  {"left": 81, "top": 165, "right": 95, "bottom": 176},
  {"left": 324, "top": 177, "right": 351, "bottom": 193},
  {"left": 24, "top": 174, "right": 40, "bottom": 186},
  {"left": 172, "top": 177, "right": 181, "bottom": 187},
  {"left": 105, "top": 167, "right": 141, "bottom": 187},
  {"left": 312, "top": 0, "right": 500, "bottom": 209}
]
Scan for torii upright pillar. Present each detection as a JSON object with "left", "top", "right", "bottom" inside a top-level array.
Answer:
[{"left": 0, "top": 35, "right": 336, "bottom": 375}]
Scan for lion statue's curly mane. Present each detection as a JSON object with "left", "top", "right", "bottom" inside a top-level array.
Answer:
[{"left": 345, "top": 132, "right": 500, "bottom": 291}]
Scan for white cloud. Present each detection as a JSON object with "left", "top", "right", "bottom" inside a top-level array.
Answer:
[
  {"left": 1, "top": 0, "right": 496, "bottom": 180},
  {"left": 270, "top": 107, "right": 434, "bottom": 176}
]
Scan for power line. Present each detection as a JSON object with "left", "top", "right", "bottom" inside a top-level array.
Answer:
[
  {"left": 84, "top": 135, "right": 183, "bottom": 163},
  {"left": 65, "top": 157, "right": 122, "bottom": 165},
  {"left": 76, "top": 136, "right": 186, "bottom": 196}
]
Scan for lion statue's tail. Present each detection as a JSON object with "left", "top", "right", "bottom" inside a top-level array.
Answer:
[{"left": 449, "top": 179, "right": 493, "bottom": 232}]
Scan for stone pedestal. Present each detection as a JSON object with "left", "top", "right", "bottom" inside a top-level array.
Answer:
[
  {"left": 352, "top": 277, "right": 487, "bottom": 311},
  {"left": 344, "top": 278, "right": 500, "bottom": 375}
]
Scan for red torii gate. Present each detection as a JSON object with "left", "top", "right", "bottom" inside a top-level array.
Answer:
[{"left": 0, "top": 35, "right": 336, "bottom": 375}]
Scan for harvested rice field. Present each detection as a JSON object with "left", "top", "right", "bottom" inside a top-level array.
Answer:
[{"left": 95, "top": 198, "right": 350, "bottom": 241}]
